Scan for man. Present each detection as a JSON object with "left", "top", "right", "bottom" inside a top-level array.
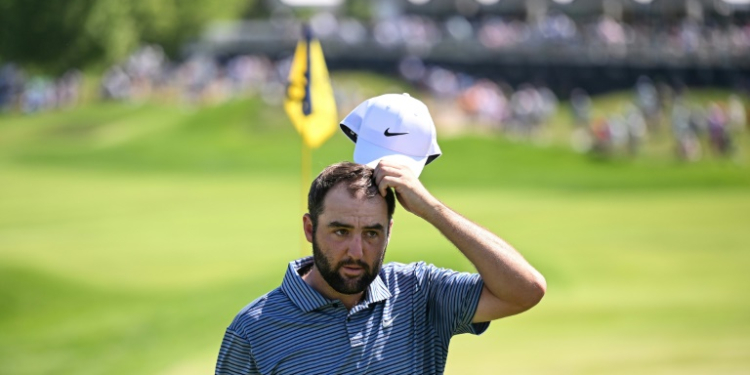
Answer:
[{"left": 215, "top": 160, "right": 546, "bottom": 374}]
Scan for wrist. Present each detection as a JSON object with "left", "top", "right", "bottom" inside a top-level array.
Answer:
[{"left": 417, "top": 196, "right": 446, "bottom": 222}]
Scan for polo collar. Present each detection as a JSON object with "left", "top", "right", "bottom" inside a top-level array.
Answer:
[
  {"left": 281, "top": 256, "right": 392, "bottom": 313},
  {"left": 362, "top": 270, "right": 391, "bottom": 305}
]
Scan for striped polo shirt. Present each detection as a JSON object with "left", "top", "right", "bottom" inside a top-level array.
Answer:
[{"left": 216, "top": 256, "right": 489, "bottom": 375}]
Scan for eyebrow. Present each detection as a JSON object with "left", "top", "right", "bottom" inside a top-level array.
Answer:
[{"left": 327, "top": 221, "right": 385, "bottom": 231}]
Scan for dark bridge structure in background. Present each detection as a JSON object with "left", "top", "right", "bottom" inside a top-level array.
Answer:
[{"left": 188, "top": 0, "right": 750, "bottom": 98}]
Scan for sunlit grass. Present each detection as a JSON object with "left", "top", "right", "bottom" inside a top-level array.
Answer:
[{"left": 1, "top": 78, "right": 749, "bottom": 374}]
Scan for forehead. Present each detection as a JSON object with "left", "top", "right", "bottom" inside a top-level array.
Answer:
[{"left": 320, "top": 183, "right": 388, "bottom": 224}]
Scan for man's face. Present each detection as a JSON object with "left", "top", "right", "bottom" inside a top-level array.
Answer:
[{"left": 309, "top": 183, "right": 391, "bottom": 295}]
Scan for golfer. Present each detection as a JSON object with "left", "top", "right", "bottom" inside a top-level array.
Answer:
[{"left": 215, "top": 95, "right": 546, "bottom": 375}]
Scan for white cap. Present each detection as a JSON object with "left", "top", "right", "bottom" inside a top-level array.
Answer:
[{"left": 339, "top": 93, "right": 441, "bottom": 177}]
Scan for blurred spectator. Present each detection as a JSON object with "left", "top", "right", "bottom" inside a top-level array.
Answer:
[
  {"left": 570, "top": 126, "right": 591, "bottom": 154},
  {"left": 589, "top": 117, "right": 612, "bottom": 156},
  {"left": 672, "top": 96, "right": 701, "bottom": 162},
  {"left": 571, "top": 88, "right": 592, "bottom": 129},
  {"left": 537, "top": 12, "right": 577, "bottom": 41},
  {"left": 373, "top": 15, "right": 440, "bottom": 53},
  {"left": 398, "top": 56, "right": 427, "bottom": 83},
  {"left": 727, "top": 94, "right": 747, "bottom": 133},
  {"left": 706, "top": 102, "right": 732, "bottom": 156},
  {"left": 310, "top": 12, "right": 339, "bottom": 39},
  {"left": 624, "top": 103, "right": 647, "bottom": 156},
  {"left": 338, "top": 19, "right": 368, "bottom": 45},
  {"left": 607, "top": 114, "right": 629, "bottom": 151},
  {"left": 0, "top": 64, "right": 25, "bottom": 112},
  {"left": 477, "top": 17, "right": 527, "bottom": 49},
  {"left": 445, "top": 15, "right": 473, "bottom": 42},
  {"left": 56, "top": 70, "right": 83, "bottom": 109},
  {"left": 537, "top": 85, "right": 558, "bottom": 124},
  {"left": 678, "top": 19, "right": 703, "bottom": 54},
  {"left": 635, "top": 76, "right": 661, "bottom": 133},
  {"left": 508, "top": 84, "right": 539, "bottom": 137},
  {"left": 226, "top": 55, "right": 273, "bottom": 96},
  {"left": 596, "top": 15, "right": 627, "bottom": 47},
  {"left": 688, "top": 104, "right": 708, "bottom": 138},
  {"left": 101, "top": 66, "right": 132, "bottom": 101},
  {"left": 458, "top": 79, "right": 508, "bottom": 129},
  {"left": 125, "top": 45, "right": 167, "bottom": 101},
  {"left": 21, "top": 77, "right": 55, "bottom": 113},
  {"left": 424, "top": 67, "right": 460, "bottom": 98}
]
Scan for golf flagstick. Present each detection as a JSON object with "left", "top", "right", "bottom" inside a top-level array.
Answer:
[{"left": 283, "top": 24, "right": 338, "bottom": 257}]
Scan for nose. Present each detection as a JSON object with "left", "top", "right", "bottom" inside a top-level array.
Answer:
[{"left": 347, "top": 234, "right": 364, "bottom": 259}]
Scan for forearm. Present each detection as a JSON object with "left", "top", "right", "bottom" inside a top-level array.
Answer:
[
  {"left": 371, "top": 160, "right": 545, "bottom": 314},
  {"left": 420, "top": 199, "right": 546, "bottom": 311}
]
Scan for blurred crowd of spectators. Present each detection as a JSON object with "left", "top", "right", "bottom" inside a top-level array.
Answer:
[
  {"left": 100, "top": 45, "right": 282, "bottom": 106},
  {"left": 0, "top": 65, "right": 83, "bottom": 114},
  {"left": 1, "top": 38, "right": 746, "bottom": 162},
  {"left": 569, "top": 76, "right": 747, "bottom": 161},
  {"left": 0, "top": 46, "right": 283, "bottom": 114},
  {"left": 398, "top": 58, "right": 561, "bottom": 139},
  {"left": 3, "top": 7, "right": 749, "bottom": 114},
  {"left": 669, "top": 92, "right": 746, "bottom": 161},
  {"left": 301, "top": 11, "right": 750, "bottom": 57},
  {"left": 0, "top": 43, "right": 563, "bottom": 145},
  {"left": 398, "top": 58, "right": 747, "bottom": 162}
]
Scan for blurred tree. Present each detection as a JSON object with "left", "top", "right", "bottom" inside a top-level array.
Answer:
[
  {"left": 0, "top": 0, "right": 252, "bottom": 74},
  {"left": 240, "top": 0, "right": 272, "bottom": 19},
  {"left": 343, "top": 0, "right": 371, "bottom": 21},
  {"left": 134, "top": 0, "right": 252, "bottom": 56}
]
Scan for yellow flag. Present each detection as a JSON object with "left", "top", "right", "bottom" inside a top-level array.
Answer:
[{"left": 284, "top": 27, "right": 338, "bottom": 149}]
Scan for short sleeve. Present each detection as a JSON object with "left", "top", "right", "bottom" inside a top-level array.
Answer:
[
  {"left": 419, "top": 263, "right": 490, "bottom": 346},
  {"left": 215, "top": 329, "right": 260, "bottom": 375}
]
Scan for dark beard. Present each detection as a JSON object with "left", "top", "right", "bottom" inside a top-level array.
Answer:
[{"left": 311, "top": 237, "right": 383, "bottom": 295}]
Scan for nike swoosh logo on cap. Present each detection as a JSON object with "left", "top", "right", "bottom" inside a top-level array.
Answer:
[{"left": 384, "top": 128, "right": 409, "bottom": 137}]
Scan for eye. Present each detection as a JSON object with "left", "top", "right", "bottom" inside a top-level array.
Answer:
[
  {"left": 365, "top": 231, "right": 379, "bottom": 239},
  {"left": 334, "top": 229, "right": 348, "bottom": 236}
]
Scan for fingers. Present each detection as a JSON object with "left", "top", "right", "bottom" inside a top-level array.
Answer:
[
  {"left": 373, "top": 160, "right": 410, "bottom": 197},
  {"left": 378, "top": 176, "right": 396, "bottom": 197},
  {"left": 372, "top": 159, "right": 435, "bottom": 217},
  {"left": 374, "top": 166, "right": 401, "bottom": 186},
  {"left": 374, "top": 160, "right": 410, "bottom": 181},
  {"left": 374, "top": 166, "right": 387, "bottom": 197}
]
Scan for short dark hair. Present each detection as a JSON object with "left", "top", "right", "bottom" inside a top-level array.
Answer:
[{"left": 308, "top": 162, "right": 395, "bottom": 230}]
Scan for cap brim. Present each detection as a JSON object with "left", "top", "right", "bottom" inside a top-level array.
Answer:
[
  {"left": 339, "top": 101, "right": 367, "bottom": 143},
  {"left": 353, "top": 137, "right": 427, "bottom": 177}
]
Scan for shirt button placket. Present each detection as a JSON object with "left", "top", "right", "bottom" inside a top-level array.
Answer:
[{"left": 346, "top": 313, "right": 364, "bottom": 347}]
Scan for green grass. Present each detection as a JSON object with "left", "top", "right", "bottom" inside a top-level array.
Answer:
[{"left": 1, "top": 80, "right": 749, "bottom": 374}]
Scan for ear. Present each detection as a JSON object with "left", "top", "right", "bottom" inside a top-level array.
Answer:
[{"left": 303, "top": 213, "right": 314, "bottom": 243}]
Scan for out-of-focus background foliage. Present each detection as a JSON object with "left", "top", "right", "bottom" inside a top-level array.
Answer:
[{"left": 1, "top": 0, "right": 749, "bottom": 374}]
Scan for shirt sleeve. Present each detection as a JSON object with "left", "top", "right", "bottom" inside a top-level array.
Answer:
[
  {"left": 419, "top": 263, "right": 490, "bottom": 346},
  {"left": 215, "top": 328, "right": 260, "bottom": 375}
]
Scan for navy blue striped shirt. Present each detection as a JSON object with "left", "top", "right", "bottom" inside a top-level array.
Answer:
[{"left": 216, "top": 257, "right": 489, "bottom": 375}]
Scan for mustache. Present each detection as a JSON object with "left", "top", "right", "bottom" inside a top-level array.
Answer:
[{"left": 337, "top": 259, "right": 370, "bottom": 272}]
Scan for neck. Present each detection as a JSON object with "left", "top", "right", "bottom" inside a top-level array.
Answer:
[{"left": 302, "top": 265, "right": 363, "bottom": 310}]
